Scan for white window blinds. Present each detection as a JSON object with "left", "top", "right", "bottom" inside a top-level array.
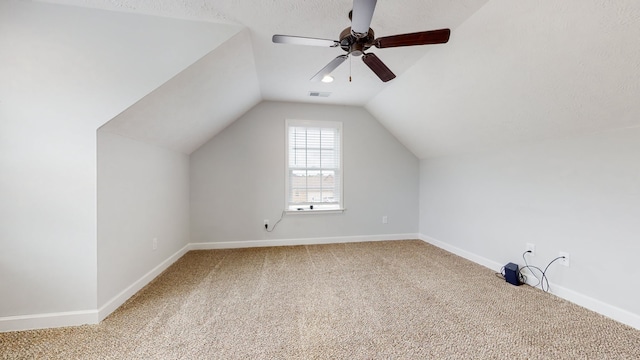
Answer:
[{"left": 286, "top": 120, "right": 343, "bottom": 211}]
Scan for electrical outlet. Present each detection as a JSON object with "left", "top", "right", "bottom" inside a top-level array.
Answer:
[
  {"left": 152, "top": 238, "right": 158, "bottom": 251},
  {"left": 264, "top": 219, "right": 269, "bottom": 230},
  {"left": 526, "top": 243, "right": 535, "bottom": 256},
  {"left": 559, "top": 251, "right": 570, "bottom": 267},
  {"left": 382, "top": 216, "right": 388, "bottom": 224}
]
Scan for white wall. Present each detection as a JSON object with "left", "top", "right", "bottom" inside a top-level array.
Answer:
[
  {"left": 97, "top": 131, "right": 190, "bottom": 310},
  {"left": 190, "top": 101, "right": 419, "bottom": 244},
  {"left": 0, "top": 0, "right": 239, "bottom": 326},
  {"left": 420, "top": 126, "right": 640, "bottom": 326}
]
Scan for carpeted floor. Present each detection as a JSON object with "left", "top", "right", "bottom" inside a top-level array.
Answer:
[{"left": 1, "top": 240, "right": 639, "bottom": 359}]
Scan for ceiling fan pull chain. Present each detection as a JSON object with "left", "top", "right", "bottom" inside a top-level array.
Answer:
[{"left": 349, "top": 55, "right": 352, "bottom": 82}]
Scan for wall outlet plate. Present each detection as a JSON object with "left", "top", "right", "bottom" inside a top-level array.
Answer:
[
  {"left": 382, "top": 216, "right": 388, "bottom": 224},
  {"left": 559, "top": 251, "right": 570, "bottom": 267},
  {"left": 526, "top": 243, "right": 535, "bottom": 256}
]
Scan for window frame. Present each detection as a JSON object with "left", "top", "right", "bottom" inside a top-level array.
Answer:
[{"left": 284, "top": 119, "right": 344, "bottom": 214}]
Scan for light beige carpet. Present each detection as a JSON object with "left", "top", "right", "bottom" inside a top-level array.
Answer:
[{"left": 1, "top": 240, "right": 639, "bottom": 359}]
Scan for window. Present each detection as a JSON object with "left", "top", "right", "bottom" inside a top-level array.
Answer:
[{"left": 286, "top": 119, "right": 343, "bottom": 212}]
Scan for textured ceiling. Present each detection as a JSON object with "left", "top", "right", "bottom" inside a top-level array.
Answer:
[
  {"left": 38, "top": 0, "right": 489, "bottom": 106},
  {"left": 32, "top": 0, "right": 489, "bottom": 155},
  {"left": 368, "top": 0, "right": 640, "bottom": 158},
  {"left": 28, "top": 0, "right": 640, "bottom": 158},
  {"left": 101, "top": 29, "right": 261, "bottom": 154}
]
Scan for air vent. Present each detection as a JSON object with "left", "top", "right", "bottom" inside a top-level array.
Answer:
[{"left": 308, "top": 91, "right": 331, "bottom": 97}]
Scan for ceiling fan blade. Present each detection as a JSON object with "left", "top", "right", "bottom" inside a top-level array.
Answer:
[
  {"left": 362, "top": 53, "right": 395, "bottom": 82},
  {"left": 310, "top": 55, "right": 349, "bottom": 82},
  {"left": 375, "top": 29, "right": 451, "bottom": 48},
  {"left": 351, "top": 0, "right": 377, "bottom": 36},
  {"left": 272, "top": 35, "right": 339, "bottom": 47}
]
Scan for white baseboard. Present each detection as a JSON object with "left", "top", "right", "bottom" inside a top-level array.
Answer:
[
  {"left": 189, "top": 233, "right": 419, "bottom": 250},
  {"left": 419, "top": 234, "right": 640, "bottom": 331},
  {"left": 551, "top": 282, "right": 640, "bottom": 330},
  {"left": 6, "top": 234, "right": 638, "bottom": 332},
  {"left": 97, "top": 243, "right": 191, "bottom": 322},
  {"left": 0, "top": 244, "right": 192, "bottom": 333},
  {"left": 1, "top": 235, "right": 416, "bottom": 333},
  {"left": 419, "top": 234, "right": 504, "bottom": 272},
  {"left": 0, "top": 310, "right": 98, "bottom": 333}
]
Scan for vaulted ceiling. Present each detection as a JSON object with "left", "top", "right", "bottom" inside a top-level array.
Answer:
[{"left": 34, "top": 0, "right": 640, "bottom": 157}]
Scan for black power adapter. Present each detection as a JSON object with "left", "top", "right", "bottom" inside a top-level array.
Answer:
[{"left": 504, "top": 262, "right": 520, "bottom": 286}]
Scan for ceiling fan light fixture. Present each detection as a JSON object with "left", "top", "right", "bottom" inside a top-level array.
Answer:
[
  {"left": 321, "top": 75, "right": 334, "bottom": 83},
  {"left": 272, "top": 0, "right": 451, "bottom": 83}
]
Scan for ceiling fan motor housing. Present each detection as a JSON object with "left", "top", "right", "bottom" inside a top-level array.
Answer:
[
  {"left": 272, "top": 1, "right": 451, "bottom": 82},
  {"left": 340, "top": 27, "right": 375, "bottom": 56}
]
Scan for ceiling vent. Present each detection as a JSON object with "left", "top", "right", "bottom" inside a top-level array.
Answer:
[{"left": 308, "top": 91, "right": 331, "bottom": 97}]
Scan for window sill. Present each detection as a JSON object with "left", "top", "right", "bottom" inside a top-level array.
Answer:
[{"left": 285, "top": 209, "right": 345, "bottom": 215}]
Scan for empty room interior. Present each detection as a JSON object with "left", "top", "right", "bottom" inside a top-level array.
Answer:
[{"left": 1, "top": 0, "right": 640, "bottom": 357}]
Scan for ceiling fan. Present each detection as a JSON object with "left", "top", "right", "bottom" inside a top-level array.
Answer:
[{"left": 272, "top": 0, "right": 450, "bottom": 83}]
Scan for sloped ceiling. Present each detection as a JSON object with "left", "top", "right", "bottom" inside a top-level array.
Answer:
[
  {"left": 3, "top": 0, "right": 243, "bottom": 129},
  {"left": 100, "top": 29, "right": 261, "bottom": 154},
  {"left": 37, "top": 0, "right": 489, "bottom": 105},
  {"left": 30, "top": 0, "right": 640, "bottom": 158},
  {"left": 34, "top": 0, "right": 489, "bottom": 155},
  {"left": 367, "top": 0, "right": 640, "bottom": 158}
]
